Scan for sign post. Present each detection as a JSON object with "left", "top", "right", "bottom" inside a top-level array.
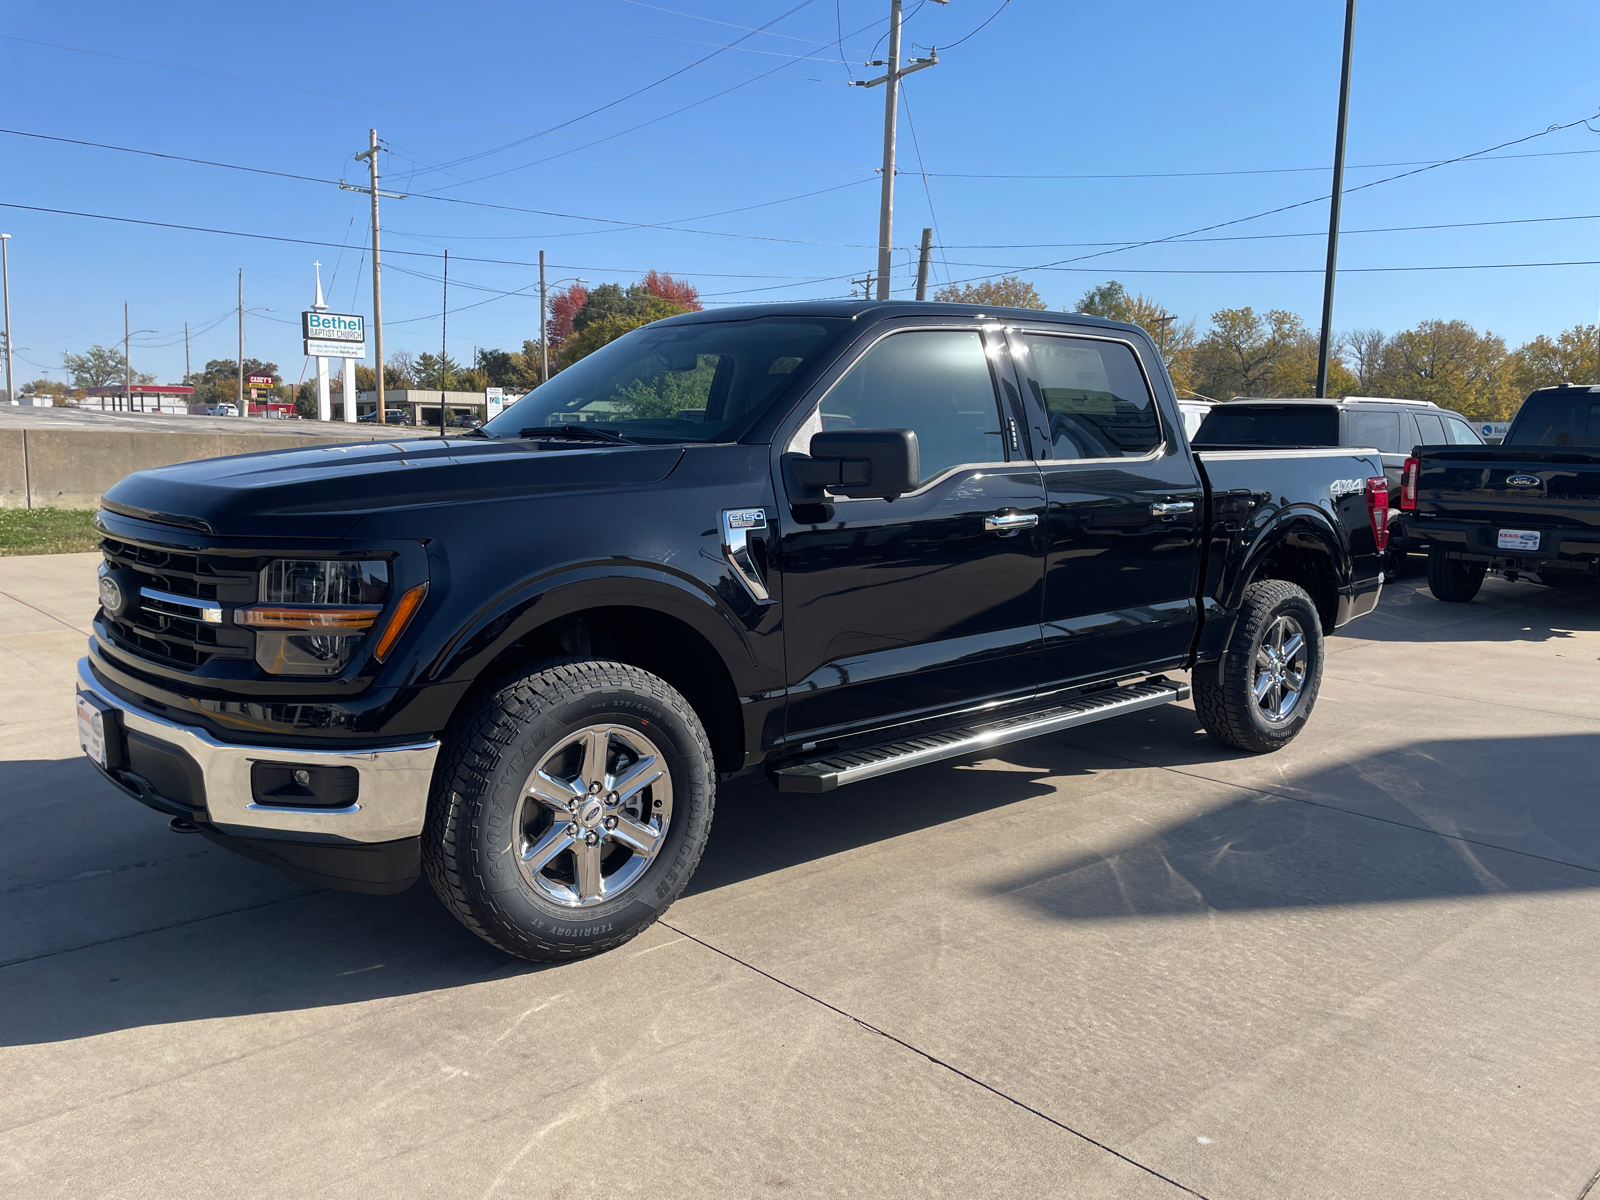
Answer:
[
  {"left": 485, "top": 387, "right": 505, "bottom": 421},
  {"left": 302, "top": 311, "right": 366, "bottom": 423}
]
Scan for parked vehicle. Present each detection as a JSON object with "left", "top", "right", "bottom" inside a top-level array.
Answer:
[
  {"left": 358, "top": 409, "right": 412, "bottom": 425},
  {"left": 1400, "top": 383, "right": 1600, "bottom": 601},
  {"left": 76, "top": 301, "right": 1385, "bottom": 962},
  {"left": 200, "top": 404, "right": 238, "bottom": 418},
  {"left": 1194, "top": 395, "right": 1481, "bottom": 567},
  {"left": 1176, "top": 397, "right": 1212, "bottom": 441}
]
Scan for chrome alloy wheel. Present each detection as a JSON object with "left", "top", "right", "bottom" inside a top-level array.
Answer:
[
  {"left": 1252, "top": 614, "right": 1308, "bottom": 723},
  {"left": 515, "top": 724, "right": 673, "bottom": 909}
]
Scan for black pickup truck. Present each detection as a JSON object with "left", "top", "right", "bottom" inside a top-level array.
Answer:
[
  {"left": 76, "top": 301, "right": 1385, "bottom": 961},
  {"left": 1400, "top": 383, "right": 1600, "bottom": 601}
]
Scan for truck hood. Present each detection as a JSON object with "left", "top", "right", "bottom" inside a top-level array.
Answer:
[{"left": 101, "top": 436, "right": 685, "bottom": 539}]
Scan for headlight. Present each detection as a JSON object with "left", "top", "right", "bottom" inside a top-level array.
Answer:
[{"left": 237, "top": 559, "right": 391, "bottom": 676}]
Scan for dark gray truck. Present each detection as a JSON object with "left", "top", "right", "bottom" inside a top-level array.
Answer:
[{"left": 1400, "top": 383, "right": 1600, "bottom": 600}]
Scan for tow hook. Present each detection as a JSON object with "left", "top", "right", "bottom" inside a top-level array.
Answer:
[{"left": 168, "top": 816, "right": 203, "bottom": 834}]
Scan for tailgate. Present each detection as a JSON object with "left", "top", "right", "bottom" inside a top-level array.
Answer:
[{"left": 1415, "top": 446, "right": 1600, "bottom": 531}]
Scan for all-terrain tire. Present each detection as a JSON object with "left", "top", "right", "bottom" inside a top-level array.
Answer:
[
  {"left": 422, "top": 657, "right": 715, "bottom": 962},
  {"left": 1427, "top": 547, "right": 1486, "bottom": 603},
  {"left": 1193, "top": 580, "right": 1325, "bottom": 754}
]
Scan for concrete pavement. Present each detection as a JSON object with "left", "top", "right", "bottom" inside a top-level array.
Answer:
[{"left": 2, "top": 552, "right": 1598, "bottom": 1198}]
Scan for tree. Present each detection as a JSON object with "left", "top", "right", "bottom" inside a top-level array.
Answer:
[
  {"left": 1340, "top": 328, "right": 1387, "bottom": 389},
  {"left": 414, "top": 351, "right": 464, "bottom": 391},
  {"left": 548, "top": 282, "right": 589, "bottom": 346},
  {"left": 934, "top": 275, "right": 1045, "bottom": 309},
  {"left": 21, "top": 378, "right": 67, "bottom": 396},
  {"left": 63, "top": 344, "right": 151, "bottom": 389},
  {"left": 1369, "top": 319, "right": 1521, "bottom": 421},
  {"left": 1509, "top": 323, "right": 1597, "bottom": 396},
  {"left": 1192, "top": 308, "right": 1325, "bottom": 400},
  {"left": 1076, "top": 281, "right": 1198, "bottom": 392},
  {"left": 184, "top": 357, "right": 276, "bottom": 408},
  {"left": 476, "top": 343, "right": 542, "bottom": 393},
  {"left": 294, "top": 381, "right": 317, "bottom": 419},
  {"left": 1075, "top": 281, "right": 1132, "bottom": 321},
  {"left": 638, "top": 270, "right": 702, "bottom": 311},
  {"left": 560, "top": 296, "right": 691, "bottom": 368}
]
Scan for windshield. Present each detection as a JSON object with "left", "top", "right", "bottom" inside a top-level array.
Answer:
[
  {"left": 1506, "top": 393, "right": 1600, "bottom": 448},
  {"left": 1193, "top": 404, "right": 1339, "bottom": 447},
  {"left": 483, "top": 317, "right": 847, "bottom": 443}
]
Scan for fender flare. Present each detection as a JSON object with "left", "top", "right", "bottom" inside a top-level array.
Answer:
[{"left": 423, "top": 561, "right": 763, "bottom": 695}]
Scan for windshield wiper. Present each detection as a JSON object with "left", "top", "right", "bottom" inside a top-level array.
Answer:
[{"left": 519, "top": 425, "right": 634, "bottom": 444}]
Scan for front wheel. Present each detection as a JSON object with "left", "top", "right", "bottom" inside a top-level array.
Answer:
[
  {"left": 1427, "top": 547, "right": 1486, "bottom": 603},
  {"left": 423, "top": 658, "right": 715, "bottom": 962},
  {"left": 1194, "top": 580, "right": 1325, "bottom": 754}
]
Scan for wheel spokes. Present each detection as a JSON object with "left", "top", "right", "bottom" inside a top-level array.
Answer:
[
  {"left": 608, "top": 815, "right": 660, "bottom": 856},
  {"left": 1254, "top": 669, "right": 1275, "bottom": 702},
  {"left": 572, "top": 838, "right": 604, "bottom": 902},
  {"left": 1280, "top": 631, "right": 1305, "bottom": 664},
  {"left": 610, "top": 755, "right": 663, "bottom": 807},
  {"left": 521, "top": 823, "right": 574, "bottom": 874},
  {"left": 527, "top": 770, "right": 582, "bottom": 812},
  {"left": 579, "top": 728, "right": 610, "bottom": 793}
]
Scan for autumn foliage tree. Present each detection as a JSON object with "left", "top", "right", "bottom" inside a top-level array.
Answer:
[{"left": 934, "top": 275, "right": 1045, "bottom": 309}]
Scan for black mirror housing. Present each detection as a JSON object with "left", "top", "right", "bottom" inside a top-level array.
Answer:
[{"left": 785, "top": 429, "right": 920, "bottom": 500}]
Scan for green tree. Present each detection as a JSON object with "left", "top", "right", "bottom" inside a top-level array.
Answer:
[
  {"left": 184, "top": 357, "right": 278, "bottom": 408},
  {"left": 561, "top": 296, "right": 693, "bottom": 368},
  {"left": 1370, "top": 319, "right": 1521, "bottom": 421},
  {"left": 1509, "top": 323, "right": 1597, "bottom": 396},
  {"left": 1076, "top": 281, "right": 1198, "bottom": 393},
  {"left": 477, "top": 342, "right": 542, "bottom": 393},
  {"left": 414, "top": 351, "right": 464, "bottom": 390},
  {"left": 1193, "top": 308, "right": 1322, "bottom": 399},
  {"left": 64, "top": 345, "right": 152, "bottom": 389},
  {"left": 934, "top": 275, "right": 1045, "bottom": 309}
]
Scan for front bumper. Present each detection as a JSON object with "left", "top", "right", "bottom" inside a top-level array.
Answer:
[{"left": 77, "top": 657, "right": 440, "bottom": 893}]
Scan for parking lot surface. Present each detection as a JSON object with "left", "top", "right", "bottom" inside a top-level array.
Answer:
[{"left": 3, "top": 552, "right": 1598, "bottom": 1199}]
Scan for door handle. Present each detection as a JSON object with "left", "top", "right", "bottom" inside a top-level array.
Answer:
[
  {"left": 1150, "top": 500, "right": 1196, "bottom": 519},
  {"left": 984, "top": 510, "right": 1040, "bottom": 534}
]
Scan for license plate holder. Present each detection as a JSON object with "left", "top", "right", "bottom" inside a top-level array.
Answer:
[
  {"left": 76, "top": 691, "right": 120, "bottom": 771},
  {"left": 1498, "top": 528, "right": 1540, "bottom": 551}
]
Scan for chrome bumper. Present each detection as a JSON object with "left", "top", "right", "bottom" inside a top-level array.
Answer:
[{"left": 76, "top": 657, "right": 440, "bottom": 844}]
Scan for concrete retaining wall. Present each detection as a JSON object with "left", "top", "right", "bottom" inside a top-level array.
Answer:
[{"left": 0, "top": 414, "right": 425, "bottom": 510}]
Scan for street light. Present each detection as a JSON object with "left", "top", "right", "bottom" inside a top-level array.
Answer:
[{"left": 539, "top": 274, "right": 587, "bottom": 384}]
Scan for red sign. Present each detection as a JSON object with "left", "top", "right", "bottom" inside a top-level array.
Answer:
[{"left": 247, "top": 373, "right": 274, "bottom": 388}]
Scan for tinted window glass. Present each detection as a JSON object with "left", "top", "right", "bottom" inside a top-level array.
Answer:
[
  {"left": 1413, "top": 412, "right": 1446, "bottom": 444},
  {"left": 1020, "top": 334, "right": 1162, "bottom": 459},
  {"left": 1444, "top": 416, "right": 1483, "bottom": 444},
  {"left": 1506, "top": 395, "right": 1600, "bottom": 447},
  {"left": 484, "top": 317, "right": 845, "bottom": 443},
  {"left": 819, "top": 330, "right": 1002, "bottom": 484},
  {"left": 1193, "top": 405, "right": 1338, "bottom": 447},
  {"left": 1347, "top": 410, "right": 1402, "bottom": 453}
]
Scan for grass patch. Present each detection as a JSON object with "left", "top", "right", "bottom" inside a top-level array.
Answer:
[{"left": 0, "top": 507, "right": 101, "bottom": 556}]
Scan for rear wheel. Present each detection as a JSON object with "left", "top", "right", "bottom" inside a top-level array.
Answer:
[
  {"left": 1427, "top": 547, "right": 1486, "bottom": 603},
  {"left": 423, "top": 658, "right": 715, "bottom": 962},
  {"left": 1194, "top": 580, "right": 1325, "bottom": 754}
]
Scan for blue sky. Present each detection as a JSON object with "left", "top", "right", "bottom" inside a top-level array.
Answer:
[{"left": 2, "top": 0, "right": 1598, "bottom": 387}]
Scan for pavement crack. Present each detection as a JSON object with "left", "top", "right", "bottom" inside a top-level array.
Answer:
[
  {"left": 659, "top": 920, "right": 1212, "bottom": 1199},
  {"left": 0, "top": 587, "right": 92, "bottom": 636},
  {"left": 1578, "top": 1162, "right": 1600, "bottom": 1200}
]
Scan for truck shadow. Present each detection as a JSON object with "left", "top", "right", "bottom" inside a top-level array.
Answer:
[
  {"left": 978, "top": 729, "right": 1600, "bottom": 920},
  {"left": 4, "top": 719, "right": 1596, "bottom": 1047}
]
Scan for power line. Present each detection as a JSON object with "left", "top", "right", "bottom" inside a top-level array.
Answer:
[
  {"left": 618, "top": 0, "right": 872, "bottom": 51},
  {"left": 922, "top": 146, "right": 1600, "bottom": 180},
  {"left": 938, "top": 0, "right": 1011, "bottom": 50}
]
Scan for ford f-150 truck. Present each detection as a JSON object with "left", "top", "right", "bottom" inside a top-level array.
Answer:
[
  {"left": 1399, "top": 383, "right": 1600, "bottom": 601},
  {"left": 76, "top": 301, "right": 1386, "bottom": 961}
]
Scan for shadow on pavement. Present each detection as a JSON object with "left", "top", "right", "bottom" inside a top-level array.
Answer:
[{"left": 983, "top": 731, "right": 1600, "bottom": 921}]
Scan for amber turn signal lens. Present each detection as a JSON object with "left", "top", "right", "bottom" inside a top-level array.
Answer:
[
  {"left": 372, "top": 583, "right": 429, "bottom": 662},
  {"left": 235, "top": 605, "right": 382, "bottom": 630}
]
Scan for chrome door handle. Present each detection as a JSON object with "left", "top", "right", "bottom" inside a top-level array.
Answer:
[
  {"left": 984, "top": 510, "right": 1040, "bottom": 534},
  {"left": 720, "top": 508, "right": 773, "bottom": 604},
  {"left": 1150, "top": 500, "right": 1196, "bottom": 519}
]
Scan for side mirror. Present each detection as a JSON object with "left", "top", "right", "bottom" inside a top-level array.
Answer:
[{"left": 784, "top": 429, "right": 920, "bottom": 501}]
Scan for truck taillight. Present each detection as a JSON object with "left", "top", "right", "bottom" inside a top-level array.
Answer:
[
  {"left": 1400, "top": 456, "right": 1419, "bottom": 511},
  {"left": 1366, "top": 476, "right": 1390, "bottom": 552}
]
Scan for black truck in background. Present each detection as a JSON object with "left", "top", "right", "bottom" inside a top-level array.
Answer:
[
  {"left": 76, "top": 301, "right": 1386, "bottom": 963},
  {"left": 1399, "top": 383, "right": 1600, "bottom": 601}
]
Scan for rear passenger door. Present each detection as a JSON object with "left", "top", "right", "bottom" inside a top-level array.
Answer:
[
  {"left": 1347, "top": 407, "right": 1408, "bottom": 488},
  {"left": 1011, "top": 328, "right": 1203, "bottom": 688}
]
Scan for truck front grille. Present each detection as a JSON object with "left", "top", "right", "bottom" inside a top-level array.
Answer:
[{"left": 99, "top": 536, "right": 259, "bottom": 670}]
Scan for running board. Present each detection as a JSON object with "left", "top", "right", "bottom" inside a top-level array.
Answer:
[{"left": 771, "top": 677, "right": 1190, "bottom": 793}]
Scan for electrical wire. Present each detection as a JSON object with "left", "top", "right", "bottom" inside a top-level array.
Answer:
[
  {"left": 898, "top": 79, "right": 951, "bottom": 290},
  {"left": 618, "top": 0, "right": 871, "bottom": 52},
  {"left": 939, "top": 0, "right": 1011, "bottom": 51}
]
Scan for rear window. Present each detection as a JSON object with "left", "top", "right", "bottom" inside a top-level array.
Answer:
[
  {"left": 1506, "top": 394, "right": 1600, "bottom": 448},
  {"left": 1192, "top": 404, "right": 1339, "bottom": 447}
]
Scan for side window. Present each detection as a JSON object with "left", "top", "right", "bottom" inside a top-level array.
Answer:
[
  {"left": 816, "top": 330, "right": 1004, "bottom": 484},
  {"left": 1444, "top": 416, "right": 1483, "bottom": 444},
  {"left": 1348, "top": 409, "right": 1402, "bottom": 453},
  {"left": 1018, "top": 334, "right": 1162, "bottom": 459},
  {"left": 1413, "top": 412, "right": 1446, "bottom": 444}
]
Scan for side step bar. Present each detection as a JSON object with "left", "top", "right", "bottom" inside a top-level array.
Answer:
[{"left": 772, "top": 678, "right": 1189, "bottom": 794}]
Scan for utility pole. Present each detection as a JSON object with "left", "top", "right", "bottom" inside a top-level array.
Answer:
[
  {"left": 346, "top": 130, "right": 405, "bottom": 424},
  {"left": 0, "top": 234, "right": 13, "bottom": 404},
  {"left": 439, "top": 249, "right": 449, "bottom": 438},
  {"left": 854, "top": 0, "right": 940, "bottom": 300},
  {"left": 184, "top": 321, "right": 190, "bottom": 381},
  {"left": 124, "top": 303, "right": 131, "bottom": 414},
  {"left": 237, "top": 269, "right": 245, "bottom": 417},
  {"left": 1153, "top": 313, "right": 1177, "bottom": 363},
  {"left": 914, "top": 227, "right": 933, "bottom": 301},
  {"left": 1315, "top": 0, "right": 1357, "bottom": 398},
  {"left": 539, "top": 249, "right": 548, "bottom": 384}
]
